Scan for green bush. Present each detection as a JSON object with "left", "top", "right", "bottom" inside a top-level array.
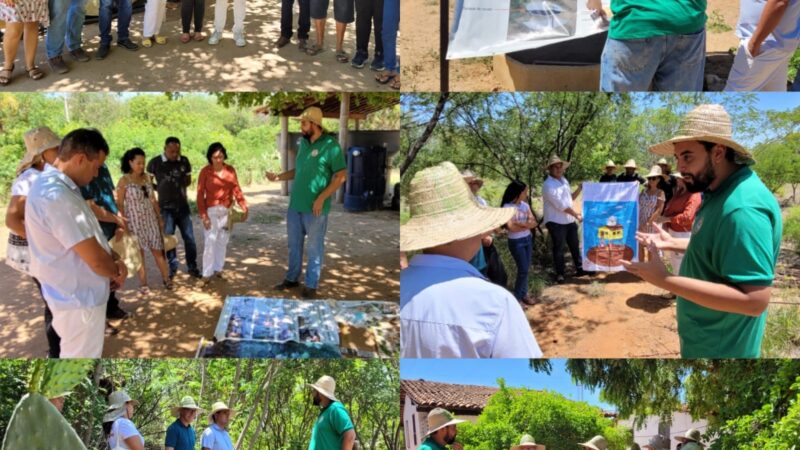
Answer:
[{"left": 784, "top": 206, "right": 800, "bottom": 254}]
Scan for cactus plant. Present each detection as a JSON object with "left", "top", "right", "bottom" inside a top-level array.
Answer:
[{"left": 39, "top": 359, "right": 94, "bottom": 399}]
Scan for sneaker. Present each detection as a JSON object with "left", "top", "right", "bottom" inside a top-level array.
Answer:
[
  {"left": 351, "top": 51, "right": 368, "bottom": 69},
  {"left": 370, "top": 52, "right": 385, "bottom": 71},
  {"left": 273, "top": 279, "right": 300, "bottom": 291},
  {"left": 276, "top": 35, "right": 291, "bottom": 48},
  {"left": 69, "top": 47, "right": 90, "bottom": 62},
  {"left": 234, "top": 30, "right": 246, "bottom": 47},
  {"left": 48, "top": 56, "right": 69, "bottom": 74},
  {"left": 117, "top": 39, "right": 139, "bottom": 51},
  {"left": 301, "top": 287, "right": 317, "bottom": 299},
  {"left": 298, "top": 39, "right": 308, "bottom": 51},
  {"left": 95, "top": 44, "right": 110, "bottom": 60},
  {"left": 556, "top": 274, "right": 565, "bottom": 284},
  {"left": 208, "top": 30, "right": 222, "bottom": 45}
]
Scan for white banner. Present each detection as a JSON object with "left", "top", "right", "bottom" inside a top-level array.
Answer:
[
  {"left": 581, "top": 182, "right": 640, "bottom": 272},
  {"left": 447, "top": 0, "right": 610, "bottom": 59}
]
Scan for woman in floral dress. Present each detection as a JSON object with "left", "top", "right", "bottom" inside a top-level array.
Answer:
[
  {"left": 117, "top": 148, "right": 172, "bottom": 294},
  {"left": 0, "top": 0, "right": 47, "bottom": 84},
  {"left": 638, "top": 165, "right": 666, "bottom": 262}
]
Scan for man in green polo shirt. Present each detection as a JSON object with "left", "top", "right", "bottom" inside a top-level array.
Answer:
[
  {"left": 419, "top": 407, "right": 466, "bottom": 450},
  {"left": 307, "top": 375, "right": 356, "bottom": 450},
  {"left": 587, "top": 0, "right": 707, "bottom": 91},
  {"left": 267, "top": 106, "right": 347, "bottom": 299},
  {"left": 622, "top": 104, "right": 782, "bottom": 358}
]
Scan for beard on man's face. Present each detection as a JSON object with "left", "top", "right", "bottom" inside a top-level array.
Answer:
[
  {"left": 312, "top": 392, "right": 321, "bottom": 406},
  {"left": 444, "top": 428, "right": 457, "bottom": 444},
  {"left": 682, "top": 158, "right": 716, "bottom": 193}
]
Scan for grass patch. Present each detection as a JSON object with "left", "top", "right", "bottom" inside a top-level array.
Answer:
[
  {"left": 250, "top": 212, "right": 283, "bottom": 225},
  {"left": 763, "top": 304, "right": 800, "bottom": 358},
  {"left": 579, "top": 281, "right": 606, "bottom": 298},
  {"left": 707, "top": 10, "right": 732, "bottom": 33}
]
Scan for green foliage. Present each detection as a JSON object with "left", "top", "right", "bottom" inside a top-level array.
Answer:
[
  {"left": 458, "top": 380, "right": 631, "bottom": 450},
  {"left": 38, "top": 360, "right": 95, "bottom": 399},
  {"left": 782, "top": 206, "right": 800, "bottom": 254},
  {"left": 706, "top": 10, "right": 733, "bottom": 33},
  {"left": 752, "top": 134, "right": 800, "bottom": 198},
  {"left": 1, "top": 393, "right": 87, "bottom": 450}
]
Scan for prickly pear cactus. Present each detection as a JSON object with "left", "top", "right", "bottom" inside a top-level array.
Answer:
[
  {"left": 39, "top": 359, "right": 94, "bottom": 399},
  {"left": 1, "top": 392, "right": 87, "bottom": 450}
]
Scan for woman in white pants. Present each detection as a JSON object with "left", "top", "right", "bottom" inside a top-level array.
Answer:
[
  {"left": 196, "top": 142, "right": 248, "bottom": 285},
  {"left": 208, "top": 0, "right": 246, "bottom": 46},
  {"left": 142, "top": 0, "right": 168, "bottom": 47}
]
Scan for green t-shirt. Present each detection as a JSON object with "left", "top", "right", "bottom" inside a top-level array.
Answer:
[
  {"left": 308, "top": 401, "right": 354, "bottom": 450},
  {"left": 289, "top": 134, "right": 347, "bottom": 215},
  {"left": 678, "top": 166, "right": 782, "bottom": 358},
  {"left": 608, "top": 0, "right": 707, "bottom": 40},
  {"left": 418, "top": 438, "right": 447, "bottom": 450}
]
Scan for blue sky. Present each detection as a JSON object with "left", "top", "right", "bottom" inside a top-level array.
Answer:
[{"left": 401, "top": 359, "right": 616, "bottom": 411}]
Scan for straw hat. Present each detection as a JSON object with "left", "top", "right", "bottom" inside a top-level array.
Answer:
[
  {"left": 170, "top": 396, "right": 202, "bottom": 418},
  {"left": 648, "top": 104, "right": 753, "bottom": 165},
  {"left": 400, "top": 162, "right": 515, "bottom": 252},
  {"left": 657, "top": 158, "right": 669, "bottom": 165},
  {"left": 292, "top": 106, "right": 324, "bottom": 128},
  {"left": 604, "top": 160, "right": 617, "bottom": 168},
  {"left": 623, "top": 159, "right": 637, "bottom": 169},
  {"left": 579, "top": 435, "right": 607, "bottom": 450},
  {"left": 461, "top": 169, "right": 484, "bottom": 187},
  {"left": 675, "top": 428, "right": 702, "bottom": 445},
  {"left": 545, "top": 154, "right": 570, "bottom": 171},
  {"left": 510, "top": 434, "right": 546, "bottom": 450},
  {"left": 644, "top": 165, "right": 667, "bottom": 180},
  {"left": 17, "top": 127, "right": 61, "bottom": 175},
  {"left": 425, "top": 408, "right": 466, "bottom": 436},
  {"left": 103, "top": 391, "right": 139, "bottom": 422},
  {"left": 208, "top": 401, "right": 234, "bottom": 424},
  {"left": 307, "top": 375, "right": 339, "bottom": 402}
]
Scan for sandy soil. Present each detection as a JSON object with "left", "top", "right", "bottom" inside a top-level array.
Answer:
[
  {"left": 402, "top": 0, "right": 739, "bottom": 92},
  {"left": 1, "top": 0, "right": 397, "bottom": 91},
  {"left": 0, "top": 183, "right": 400, "bottom": 358}
]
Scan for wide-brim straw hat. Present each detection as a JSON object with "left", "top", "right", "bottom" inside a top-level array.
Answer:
[
  {"left": 510, "top": 434, "right": 546, "bottom": 450},
  {"left": 400, "top": 162, "right": 515, "bottom": 252},
  {"left": 208, "top": 401, "right": 235, "bottom": 424},
  {"left": 623, "top": 159, "right": 637, "bottom": 169},
  {"left": 425, "top": 408, "right": 466, "bottom": 436},
  {"left": 17, "top": 127, "right": 61, "bottom": 175},
  {"left": 675, "top": 428, "right": 702, "bottom": 444},
  {"left": 307, "top": 375, "right": 338, "bottom": 402},
  {"left": 103, "top": 391, "right": 139, "bottom": 422},
  {"left": 657, "top": 158, "right": 669, "bottom": 165},
  {"left": 292, "top": 106, "right": 324, "bottom": 128},
  {"left": 604, "top": 160, "right": 617, "bottom": 168},
  {"left": 545, "top": 154, "right": 570, "bottom": 171},
  {"left": 644, "top": 165, "right": 667, "bottom": 180},
  {"left": 649, "top": 104, "right": 753, "bottom": 165},
  {"left": 579, "top": 435, "right": 608, "bottom": 450},
  {"left": 171, "top": 396, "right": 203, "bottom": 418},
  {"left": 461, "top": 169, "right": 484, "bottom": 187}
]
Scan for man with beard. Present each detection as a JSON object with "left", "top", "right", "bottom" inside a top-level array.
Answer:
[
  {"left": 307, "top": 375, "right": 355, "bottom": 450},
  {"left": 419, "top": 408, "right": 465, "bottom": 450},
  {"left": 621, "top": 104, "right": 782, "bottom": 358}
]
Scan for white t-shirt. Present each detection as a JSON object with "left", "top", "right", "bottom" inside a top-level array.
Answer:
[
  {"left": 201, "top": 424, "right": 235, "bottom": 450},
  {"left": 504, "top": 201, "right": 533, "bottom": 240},
  {"left": 108, "top": 418, "right": 144, "bottom": 450},
  {"left": 738, "top": 0, "right": 800, "bottom": 52},
  {"left": 543, "top": 175, "right": 577, "bottom": 225}
]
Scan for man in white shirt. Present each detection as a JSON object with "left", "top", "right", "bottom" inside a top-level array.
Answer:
[
  {"left": 202, "top": 402, "right": 235, "bottom": 450},
  {"left": 725, "top": 0, "right": 800, "bottom": 91},
  {"left": 25, "top": 128, "right": 127, "bottom": 358},
  {"left": 542, "top": 155, "right": 589, "bottom": 284},
  {"left": 400, "top": 161, "right": 543, "bottom": 359}
]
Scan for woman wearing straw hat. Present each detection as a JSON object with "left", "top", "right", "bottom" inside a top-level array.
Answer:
[
  {"left": 578, "top": 435, "right": 607, "bottom": 450},
  {"left": 400, "top": 162, "right": 543, "bottom": 358},
  {"left": 621, "top": 104, "right": 782, "bottom": 359},
  {"left": 201, "top": 401, "right": 235, "bottom": 450},
  {"left": 165, "top": 396, "right": 202, "bottom": 450},
  {"left": 419, "top": 407, "right": 466, "bottom": 450},
  {"left": 307, "top": 375, "right": 356, "bottom": 450},
  {"left": 638, "top": 165, "right": 666, "bottom": 262},
  {"left": 103, "top": 390, "right": 144, "bottom": 450},
  {"left": 674, "top": 428, "right": 703, "bottom": 449},
  {"left": 599, "top": 160, "right": 618, "bottom": 183},
  {"left": 5, "top": 127, "right": 61, "bottom": 357},
  {"left": 510, "top": 434, "right": 545, "bottom": 450}
]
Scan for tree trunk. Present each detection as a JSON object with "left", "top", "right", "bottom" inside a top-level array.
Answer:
[
  {"left": 400, "top": 93, "right": 450, "bottom": 176},
  {"left": 236, "top": 362, "right": 277, "bottom": 450},
  {"left": 246, "top": 364, "right": 278, "bottom": 450},
  {"left": 228, "top": 359, "right": 242, "bottom": 407}
]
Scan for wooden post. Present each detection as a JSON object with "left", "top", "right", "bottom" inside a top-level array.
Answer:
[
  {"left": 337, "top": 93, "right": 351, "bottom": 204},
  {"left": 280, "top": 115, "right": 289, "bottom": 197},
  {"left": 441, "top": 0, "right": 449, "bottom": 92}
]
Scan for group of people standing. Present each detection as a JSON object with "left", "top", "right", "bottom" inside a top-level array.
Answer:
[{"left": 4, "top": 106, "right": 347, "bottom": 358}]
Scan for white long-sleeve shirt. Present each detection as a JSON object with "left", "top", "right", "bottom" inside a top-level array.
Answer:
[{"left": 543, "top": 175, "right": 576, "bottom": 225}]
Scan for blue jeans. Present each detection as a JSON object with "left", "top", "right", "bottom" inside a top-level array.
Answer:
[
  {"left": 161, "top": 207, "right": 199, "bottom": 276},
  {"left": 286, "top": 208, "right": 329, "bottom": 289},
  {"left": 381, "top": 0, "right": 398, "bottom": 72},
  {"left": 507, "top": 234, "right": 532, "bottom": 301},
  {"left": 46, "top": 0, "right": 87, "bottom": 58},
  {"left": 99, "top": 0, "right": 132, "bottom": 45},
  {"left": 600, "top": 28, "right": 706, "bottom": 92}
]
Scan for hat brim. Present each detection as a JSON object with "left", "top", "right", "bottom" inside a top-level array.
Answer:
[
  {"left": 400, "top": 204, "right": 516, "bottom": 252},
  {"left": 578, "top": 444, "right": 601, "bottom": 450},
  {"left": 107, "top": 399, "right": 139, "bottom": 410},
  {"left": 649, "top": 135, "right": 752, "bottom": 163},
  {"left": 307, "top": 384, "right": 339, "bottom": 402},
  {"left": 511, "top": 444, "right": 545, "bottom": 450},
  {"left": 546, "top": 161, "right": 570, "bottom": 171},
  {"left": 425, "top": 418, "right": 467, "bottom": 436},
  {"left": 171, "top": 405, "right": 203, "bottom": 417},
  {"left": 209, "top": 408, "right": 235, "bottom": 423},
  {"left": 291, "top": 116, "right": 324, "bottom": 128},
  {"left": 674, "top": 437, "right": 699, "bottom": 444}
]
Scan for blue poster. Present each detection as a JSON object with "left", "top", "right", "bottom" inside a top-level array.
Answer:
[{"left": 581, "top": 182, "right": 639, "bottom": 272}]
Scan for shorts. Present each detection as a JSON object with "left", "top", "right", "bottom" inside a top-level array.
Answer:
[{"left": 310, "top": 0, "right": 354, "bottom": 22}]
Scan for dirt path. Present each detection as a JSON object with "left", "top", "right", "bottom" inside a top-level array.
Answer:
[
  {"left": 0, "top": 183, "right": 400, "bottom": 358},
  {"left": 2, "top": 0, "right": 396, "bottom": 91},
  {"left": 403, "top": 0, "right": 739, "bottom": 92}
]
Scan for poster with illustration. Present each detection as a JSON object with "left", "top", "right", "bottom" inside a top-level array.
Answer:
[{"left": 581, "top": 182, "right": 639, "bottom": 272}]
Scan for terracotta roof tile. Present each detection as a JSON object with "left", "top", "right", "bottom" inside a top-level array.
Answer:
[{"left": 401, "top": 379, "right": 499, "bottom": 412}]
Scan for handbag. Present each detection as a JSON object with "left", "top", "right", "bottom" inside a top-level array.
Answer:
[
  {"left": 226, "top": 197, "right": 246, "bottom": 231},
  {"left": 5, "top": 233, "right": 31, "bottom": 275},
  {"left": 110, "top": 232, "right": 143, "bottom": 276},
  {"left": 163, "top": 234, "right": 178, "bottom": 252}
]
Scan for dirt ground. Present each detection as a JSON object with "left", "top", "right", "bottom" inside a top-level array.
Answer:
[
  {"left": 402, "top": 0, "right": 739, "bottom": 92},
  {"left": 1, "top": 0, "right": 397, "bottom": 91},
  {"left": 0, "top": 183, "right": 400, "bottom": 358}
]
